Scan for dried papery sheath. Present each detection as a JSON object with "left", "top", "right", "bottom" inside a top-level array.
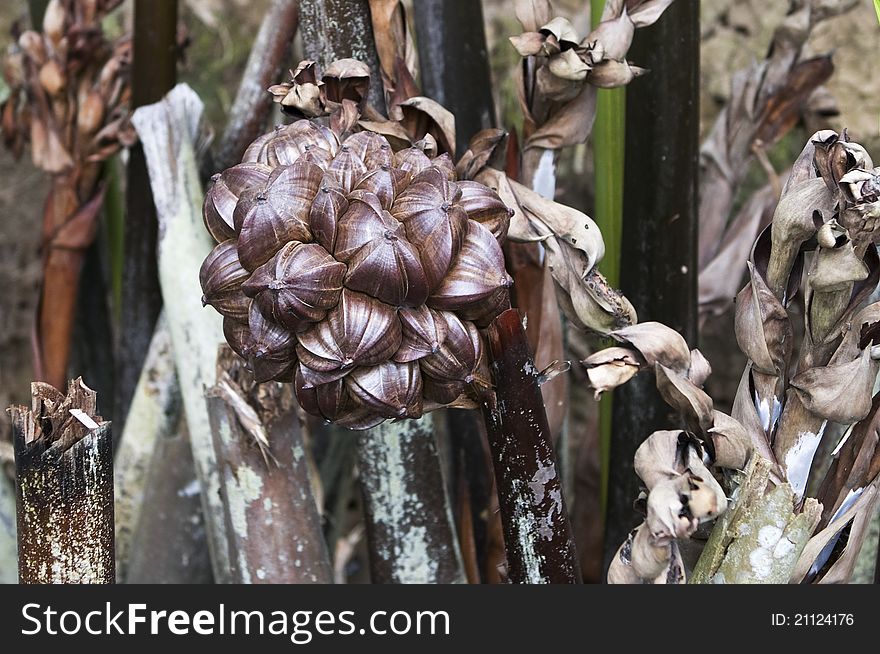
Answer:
[{"left": 9, "top": 378, "right": 114, "bottom": 584}]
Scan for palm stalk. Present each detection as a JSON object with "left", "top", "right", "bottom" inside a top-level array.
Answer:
[
  {"left": 10, "top": 378, "right": 114, "bottom": 584},
  {"left": 212, "top": 0, "right": 300, "bottom": 173},
  {"left": 357, "top": 414, "right": 466, "bottom": 584},
  {"left": 117, "top": 0, "right": 177, "bottom": 425},
  {"left": 481, "top": 308, "right": 579, "bottom": 583},
  {"left": 412, "top": 0, "right": 496, "bottom": 155},
  {"left": 208, "top": 348, "right": 333, "bottom": 584},
  {"left": 131, "top": 83, "right": 232, "bottom": 582},
  {"left": 590, "top": 0, "right": 625, "bottom": 542}
]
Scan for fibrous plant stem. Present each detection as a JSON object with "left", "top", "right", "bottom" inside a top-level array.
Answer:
[
  {"left": 482, "top": 308, "right": 580, "bottom": 583},
  {"left": 412, "top": 0, "right": 496, "bottom": 155},
  {"left": 356, "top": 414, "right": 466, "bottom": 584},
  {"left": 299, "top": 0, "right": 386, "bottom": 112},
  {"left": 591, "top": 0, "right": 625, "bottom": 534},
  {"left": 117, "top": 0, "right": 178, "bottom": 426},
  {"left": 208, "top": 348, "right": 332, "bottom": 584},
  {"left": 10, "top": 379, "right": 114, "bottom": 584}
]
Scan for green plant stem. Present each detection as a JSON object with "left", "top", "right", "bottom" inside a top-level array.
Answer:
[{"left": 591, "top": 0, "right": 625, "bottom": 528}]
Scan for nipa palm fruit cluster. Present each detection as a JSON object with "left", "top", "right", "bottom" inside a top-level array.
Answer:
[{"left": 199, "top": 120, "right": 515, "bottom": 429}]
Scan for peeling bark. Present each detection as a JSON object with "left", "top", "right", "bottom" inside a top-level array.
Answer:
[
  {"left": 10, "top": 379, "right": 114, "bottom": 584},
  {"left": 114, "top": 314, "right": 211, "bottom": 583},
  {"left": 482, "top": 308, "right": 580, "bottom": 584},
  {"left": 113, "top": 312, "right": 179, "bottom": 579},
  {"left": 208, "top": 348, "right": 332, "bottom": 584},
  {"left": 691, "top": 456, "right": 821, "bottom": 584},
  {"left": 131, "top": 84, "right": 232, "bottom": 582},
  {"left": 357, "top": 414, "right": 466, "bottom": 584}
]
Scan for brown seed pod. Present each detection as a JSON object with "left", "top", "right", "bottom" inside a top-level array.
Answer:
[
  {"left": 223, "top": 315, "right": 252, "bottom": 360},
  {"left": 246, "top": 302, "right": 298, "bottom": 383},
  {"left": 243, "top": 241, "right": 346, "bottom": 330},
  {"left": 199, "top": 239, "right": 251, "bottom": 321},
  {"left": 346, "top": 360, "right": 423, "bottom": 419},
  {"left": 393, "top": 146, "right": 433, "bottom": 177},
  {"left": 308, "top": 174, "right": 349, "bottom": 252},
  {"left": 354, "top": 165, "right": 408, "bottom": 210},
  {"left": 394, "top": 305, "right": 449, "bottom": 362},
  {"left": 295, "top": 365, "right": 346, "bottom": 419},
  {"left": 255, "top": 121, "right": 339, "bottom": 167},
  {"left": 264, "top": 158, "right": 323, "bottom": 234},
  {"left": 203, "top": 163, "right": 271, "bottom": 242},
  {"left": 334, "top": 191, "right": 429, "bottom": 306},
  {"left": 392, "top": 167, "right": 468, "bottom": 289},
  {"left": 343, "top": 130, "right": 392, "bottom": 165},
  {"left": 428, "top": 220, "right": 512, "bottom": 321},
  {"left": 328, "top": 144, "right": 368, "bottom": 193},
  {"left": 234, "top": 189, "right": 288, "bottom": 271},
  {"left": 457, "top": 180, "right": 512, "bottom": 241},
  {"left": 201, "top": 113, "right": 516, "bottom": 426},
  {"left": 420, "top": 311, "right": 483, "bottom": 382},
  {"left": 296, "top": 289, "right": 402, "bottom": 372}
]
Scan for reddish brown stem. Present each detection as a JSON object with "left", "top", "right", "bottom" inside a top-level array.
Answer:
[
  {"left": 35, "top": 177, "right": 105, "bottom": 389},
  {"left": 482, "top": 309, "right": 580, "bottom": 584}
]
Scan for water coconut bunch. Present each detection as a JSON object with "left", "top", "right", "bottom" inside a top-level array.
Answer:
[{"left": 199, "top": 119, "right": 515, "bottom": 430}]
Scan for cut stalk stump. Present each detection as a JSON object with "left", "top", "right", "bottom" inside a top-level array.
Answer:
[{"left": 9, "top": 378, "right": 114, "bottom": 584}]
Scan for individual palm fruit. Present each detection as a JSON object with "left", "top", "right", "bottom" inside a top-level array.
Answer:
[{"left": 200, "top": 119, "right": 514, "bottom": 429}]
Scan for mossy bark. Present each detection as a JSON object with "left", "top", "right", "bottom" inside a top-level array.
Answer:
[
  {"left": 691, "top": 456, "right": 821, "bottom": 584},
  {"left": 357, "top": 414, "right": 466, "bottom": 584}
]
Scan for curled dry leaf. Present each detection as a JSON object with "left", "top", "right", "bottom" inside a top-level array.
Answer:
[
  {"left": 472, "top": 161, "right": 635, "bottom": 334},
  {"left": 398, "top": 96, "right": 456, "bottom": 156},
  {"left": 655, "top": 364, "right": 714, "bottom": 436},
  {"left": 790, "top": 347, "right": 878, "bottom": 424},
  {"left": 734, "top": 262, "right": 793, "bottom": 375},
  {"left": 709, "top": 411, "right": 753, "bottom": 471},
  {"left": 609, "top": 321, "right": 691, "bottom": 374},
  {"left": 582, "top": 346, "right": 645, "bottom": 399}
]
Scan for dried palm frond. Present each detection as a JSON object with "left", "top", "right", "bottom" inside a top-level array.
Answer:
[
  {"left": 592, "top": 130, "right": 880, "bottom": 584},
  {"left": 1, "top": 0, "right": 133, "bottom": 389}
]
